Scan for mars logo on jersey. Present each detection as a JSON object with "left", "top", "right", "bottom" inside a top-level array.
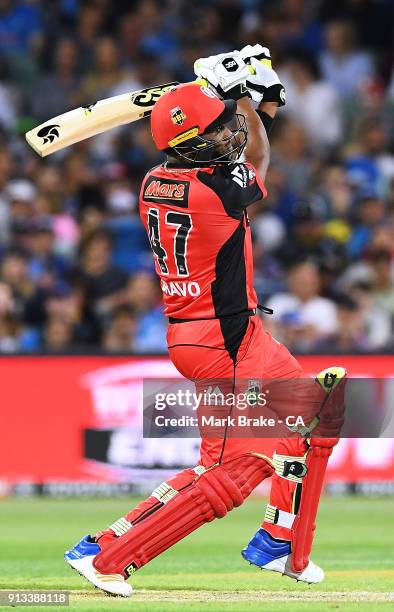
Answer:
[
  {"left": 170, "top": 106, "right": 186, "bottom": 125},
  {"left": 143, "top": 176, "right": 189, "bottom": 207}
]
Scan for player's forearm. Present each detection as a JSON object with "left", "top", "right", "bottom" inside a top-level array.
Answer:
[
  {"left": 237, "top": 96, "right": 270, "bottom": 181},
  {"left": 259, "top": 101, "right": 279, "bottom": 118},
  {"left": 255, "top": 101, "right": 278, "bottom": 142}
]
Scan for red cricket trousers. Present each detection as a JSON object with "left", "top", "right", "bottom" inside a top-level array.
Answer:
[
  {"left": 97, "top": 314, "right": 310, "bottom": 550},
  {"left": 167, "top": 314, "right": 308, "bottom": 540}
]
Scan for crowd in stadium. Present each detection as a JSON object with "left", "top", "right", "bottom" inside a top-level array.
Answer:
[{"left": 0, "top": 0, "right": 393, "bottom": 354}]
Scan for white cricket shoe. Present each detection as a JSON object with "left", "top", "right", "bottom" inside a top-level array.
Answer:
[
  {"left": 64, "top": 534, "right": 133, "bottom": 597},
  {"left": 242, "top": 528, "right": 324, "bottom": 584},
  {"left": 263, "top": 554, "right": 324, "bottom": 583}
]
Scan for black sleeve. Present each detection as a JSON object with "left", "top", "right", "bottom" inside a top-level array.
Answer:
[
  {"left": 256, "top": 110, "right": 275, "bottom": 135},
  {"left": 197, "top": 162, "right": 267, "bottom": 220}
]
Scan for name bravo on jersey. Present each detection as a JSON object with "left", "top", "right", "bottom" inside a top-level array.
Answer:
[{"left": 161, "top": 280, "right": 201, "bottom": 297}]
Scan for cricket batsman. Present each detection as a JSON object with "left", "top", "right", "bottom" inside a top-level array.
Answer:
[{"left": 64, "top": 46, "right": 346, "bottom": 597}]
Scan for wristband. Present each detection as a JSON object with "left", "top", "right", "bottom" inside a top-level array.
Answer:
[
  {"left": 264, "top": 83, "right": 286, "bottom": 106},
  {"left": 256, "top": 110, "right": 274, "bottom": 134}
]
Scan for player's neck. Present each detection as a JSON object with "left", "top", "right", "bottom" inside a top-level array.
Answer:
[
  {"left": 164, "top": 156, "right": 218, "bottom": 171},
  {"left": 164, "top": 157, "right": 195, "bottom": 170}
]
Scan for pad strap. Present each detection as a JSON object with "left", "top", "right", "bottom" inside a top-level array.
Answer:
[
  {"left": 265, "top": 504, "right": 296, "bottom": 529},
  {"left": 273, "top": 452, "right": 308, "bottom": 483},
  {"left": 109, "top": 518, "right": 132, "bottom": 537},
  {"left": 151, "top": 482, "right": 178, "bottom": 504}
]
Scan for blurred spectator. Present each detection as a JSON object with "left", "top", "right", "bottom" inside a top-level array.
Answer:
[
  {"left": 0, "top": 147, "right": 13, "bottom": 245},
  {"left": 136, "top": 0, "right": 180, "bottom": 60},
  {"left": 125, "top": 271, "right": 167, "bottom": 353},
  {"left": 369, "top": 249, "right": 394, "bottom": 319},
  {"left": 347, "top": 193, "right": 386, "bottom": 260},
  {"left": 79, "top": 36, "right": 127, "bottom": 102},
  {"left": 0, "top": 281, "right": 19, "bottom": 352},
  {"left": 316, "top": 163, "right": 352, "bottom": 221},
  {"left": 0, "top": 0, "right": 43, "bottom": 95},
  {"left": 271, "top": 119, "right": 314, "bottom": 195},
  {"left": 0, "top": 248, "right": 34, "bottom": 319},
  {"left": 71, "top": 229, "right": 129, "bottom": 342},
  {"left": 349, "top": 280, "right": 391, "bottom": 350},
  {"left": 102, "top": 305, "right": 137, "bottom": 352},
  {"left": 7, "top": 179, "right": 37, "bottom": 229},
  {"left": 0, "top": 1, "right": 42, "bottom": 56},
  {"left": 345, "top": 119, "right": 394, "bottom": 198},
  {"left": 320, "top": 20, "right": 374, "bottom": 99},
  {"left": 74, "top": 0, "right": 107, "bottom": 75},
  {"left": 315, "top": 294, "right": 369, "bottom": 353},
  {"left": 0, "top": 58, "right": 16, "bottom": 131},
  {"left": 279, "top": 48, "right": 342, "bottom": 150},
  {"left": 31, "top": 38, "right": 80, "bottom": 122},
  {"left": 265, "top": 260, "right": 338, "bottom": 352},
  {"left": 75, "top": 183, "right": 107, "bottom": 236},
  {"left": 43, "top": 316, "right": 75, "bottom": 353},
  {"left": 27, "top": 217, "right": 68, "bottom": 286}
]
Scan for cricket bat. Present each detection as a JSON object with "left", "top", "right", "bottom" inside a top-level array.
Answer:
[{"left": 25, "top": 81, "right": 179, "bottom": 157}]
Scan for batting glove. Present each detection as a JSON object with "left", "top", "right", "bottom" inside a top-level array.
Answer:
[
  {"left": 193, "top": 52, "right": 251, "bottom": 100},
  {"left": 239, "top": 44, "right": 286, "bottom": 106}
]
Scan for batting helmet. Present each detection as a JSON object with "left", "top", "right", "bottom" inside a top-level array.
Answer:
[{"left": 151, "top": 83, "right": 236, "bottom": 149}]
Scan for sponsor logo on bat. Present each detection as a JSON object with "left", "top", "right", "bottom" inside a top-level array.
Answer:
[
  {"left": 131, "top": 82, "right": 178, "bottom": 107},
  {"left": 82, "top": 101, "right": 98, "bottom": 116},
  {"left": 170, "top": 106, "right": 186, "bottom": 125},
  {"left": 37, "top": 124, "right": 60, "bottom": 144}
]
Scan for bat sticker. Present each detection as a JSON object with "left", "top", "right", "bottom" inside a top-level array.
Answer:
[
  {"left": 37, "top": 124, "right": 60, "bottom": 144},
  {"left": 130, "top": 82, "right": 178, "bottom": 107},
  {"left": 82, "top": 102, "right": 98, "bottom": 116}
]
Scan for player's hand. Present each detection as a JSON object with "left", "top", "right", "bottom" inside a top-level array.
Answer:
[
  {"left": 239, "top": 45, "right": 286, "bottom": 107},
  {"left": 239, "top": 44, "right": 272, "bottom": 67},
  {"left": 193, "top": 52, "right": 251, "bottom": 100}
]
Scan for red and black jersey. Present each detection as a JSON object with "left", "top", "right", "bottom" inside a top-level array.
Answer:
[{"left": 138, "top": 161, "right": 267, "bottom": 320}]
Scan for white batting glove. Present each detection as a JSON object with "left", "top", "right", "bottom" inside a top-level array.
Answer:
[
  {"left": 239, "top": 45, "right": 286, "bottom": 106},
  {"left": 194, "top": 52, "right": 251, "bottom": 100},
  {"left": 239, "top": 44, "right": 272, "bottom": 67}
]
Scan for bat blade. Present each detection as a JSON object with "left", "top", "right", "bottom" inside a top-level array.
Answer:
[{"left": 25, "top": 81, "right": 178, "bottom": 157}]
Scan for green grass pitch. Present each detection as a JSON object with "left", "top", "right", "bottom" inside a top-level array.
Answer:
[{"left": 1, "top": 496, "right": 393, "bottom": 611}]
